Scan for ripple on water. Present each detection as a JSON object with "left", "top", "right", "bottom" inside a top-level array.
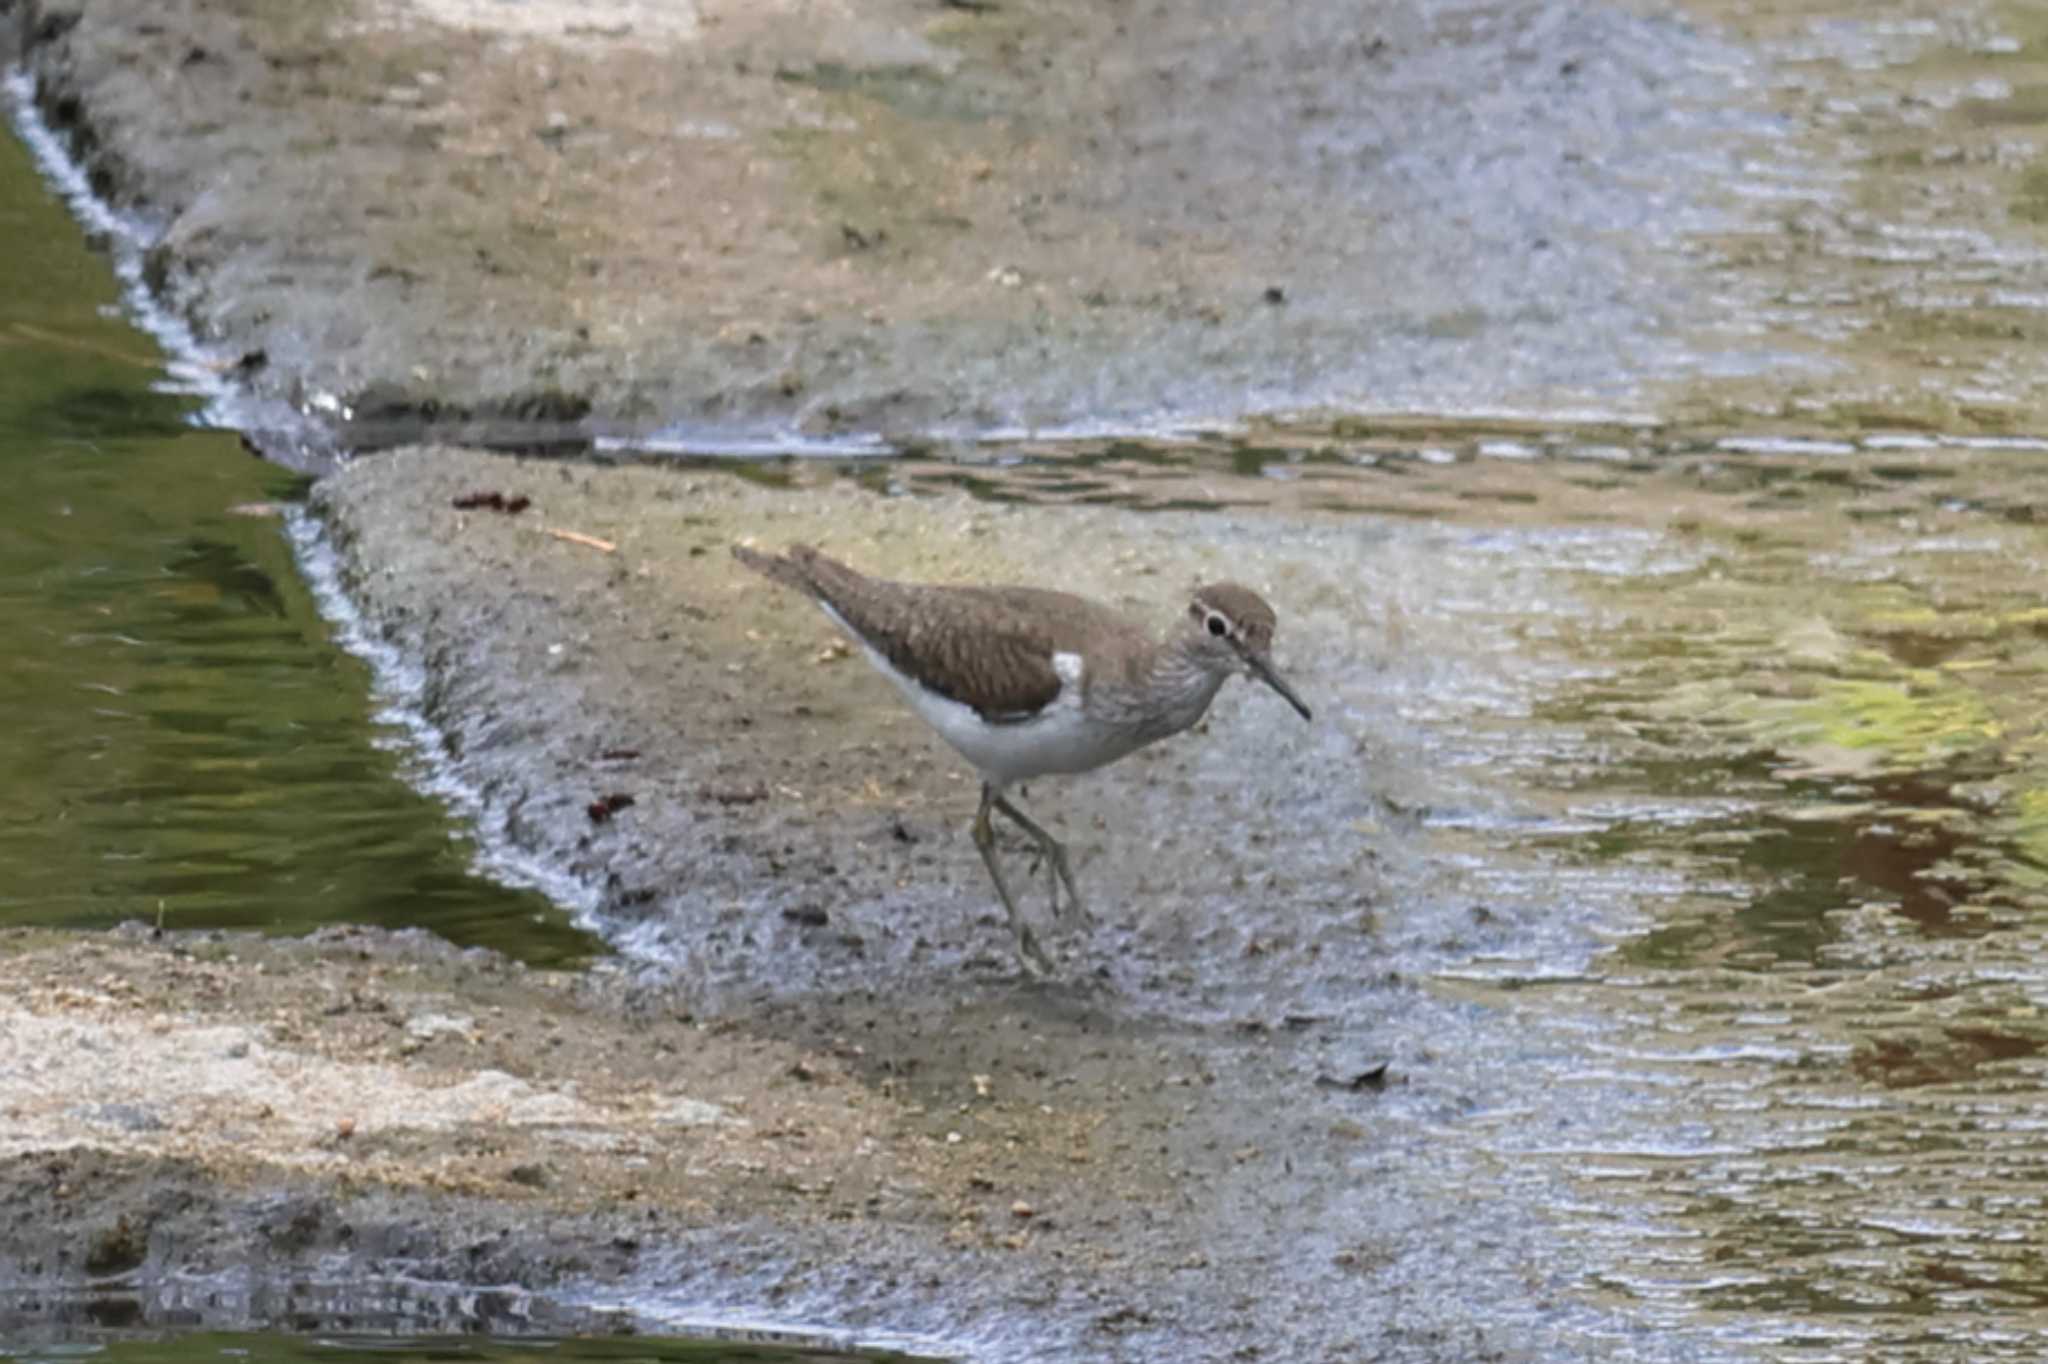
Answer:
[{"left": 1454, "top": 478, "right": 2048, "bottom": 1355}]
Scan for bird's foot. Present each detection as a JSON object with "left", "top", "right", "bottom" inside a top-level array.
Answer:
[
  {"left": 1024, "top": 847, "right": 1059, "bottom": 916},
  {"left": 1041, "top": 842, "right": 1091, "bottom": 929},
  {"left": 1014, "top": 921, "right": 1054, "bottom": 976}
]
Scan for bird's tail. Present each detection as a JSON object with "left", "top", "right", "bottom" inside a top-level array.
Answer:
[{"left": 731, "top": 542, "right": 866, "bottom": 601}]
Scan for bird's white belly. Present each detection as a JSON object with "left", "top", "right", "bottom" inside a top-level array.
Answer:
[
  {"left": 908, "top": 682, "right": 1133, "bottom": 786},
  {"left": 830, "top": 621, "right": 1131, "bottom": 787}
]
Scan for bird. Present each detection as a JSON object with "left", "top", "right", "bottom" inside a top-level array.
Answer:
[{"left": 731, "top": 543, "right": 1312, "bottom": 971}]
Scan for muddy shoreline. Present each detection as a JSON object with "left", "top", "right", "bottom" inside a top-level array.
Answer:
[
  {"left": 3, "top": 0, "right": 1779, "bottom": 465},
  {"left": 13, "top": 0, "right": 2048, "bottom": 1359},
  {"left": 0, "top": 924, "right": 1192, "bottom": 1359},
  {"left": 0, "top": 440, "right": 1609, "bottom": 1362},
  {"left": 0, "top": 448, "right": 1437, "bottom": 1360},
  {"left": 13, "top": 0, "right": 2048, "bottom": 467}
]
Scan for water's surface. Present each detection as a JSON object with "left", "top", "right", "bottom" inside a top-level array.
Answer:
[
  {"left": 0, "top": 92, "right": 594, "bottom": 962},
  {"left": 0, "top": 1333, "right": 929, "bottom": 1364},
  {"left": 1512, "top": 497, "right": 2048, "bottom": 1355},
  {"left": 0, "top": 1267, "right": 936, "bottom": 1362},
  {"left": 1326, "top": 467, "right": 2048, "bottom": 1358}
]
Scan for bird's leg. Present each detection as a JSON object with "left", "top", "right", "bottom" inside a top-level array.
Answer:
[
  {"left": 992, "top": 791, "right": 1091, "bottom": 929},
  {"left": 973, "top": 784, "right": 1052, "bottom": 974},
  {"left": 1014, "top": 783, "right": 1046, "bottom": 879}
]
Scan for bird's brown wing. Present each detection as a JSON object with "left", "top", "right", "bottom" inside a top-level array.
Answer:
[
  {"left": 734, "top": 543, "right": 1078, "bottom": 721},
  {"left": 840, "top": 585, "right": 1072, "bottom": 722}
]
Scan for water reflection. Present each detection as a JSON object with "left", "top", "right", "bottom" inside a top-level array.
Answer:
[
  {"left": 0, "top": 80, "right": 595, "bottom": 964},
  {"left": 1472, "top": 472, "right": 2048, "bottom": 1356},
  {"left": 0, "top": 1276, "right": 937, "bottom": 1363}
]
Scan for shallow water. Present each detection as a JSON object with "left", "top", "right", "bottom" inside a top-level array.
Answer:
[
  {"left": 11, "top": 3, "right": 2048, "bottom": 1358},
  {"left": 0, "top": 88, "right": 595, "bottom": 963},
  {"left": 1503, "top": 495, "right": 2048, "bottom": 1355},
  {"left": 1141, "top": 451, "right": 2048, "bottom": 1359},
  {"left": 0, "top": 1333, "right": 931, "bottom": 1364},
  {"left": 0, "top": 1273, "right": 938, "bottom": 1361}
]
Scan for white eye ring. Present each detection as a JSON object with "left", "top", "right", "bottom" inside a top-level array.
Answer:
[{"left": 1206, "top": 613, "right": 1228, "bottom": 638}]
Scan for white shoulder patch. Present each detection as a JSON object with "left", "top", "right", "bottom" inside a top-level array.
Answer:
[{"left": 1051, "top": 650, "right": 1085, "bottom": 686}]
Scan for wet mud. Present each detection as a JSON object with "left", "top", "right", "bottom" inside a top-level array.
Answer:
[
  {"left": 14, "top": 0, "right": 2048, "bottom": 458},
  {"left": 11, "top": 0, "right": 2048, "bottom": 1359},
  {"left": 46, "top": 439, "right": 2022, "bottom": 1361},
  {"left": 0, "top": 0, "right": 1776, "bottom": 458}
]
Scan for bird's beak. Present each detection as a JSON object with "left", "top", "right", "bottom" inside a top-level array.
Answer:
[{"left": 1244, "top": 650, "right": 1312, "bottom": 722}]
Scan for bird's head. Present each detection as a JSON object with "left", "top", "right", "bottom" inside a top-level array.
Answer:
[{"left": 1186, "top": 583, "right": 1312, "bottom": 722}]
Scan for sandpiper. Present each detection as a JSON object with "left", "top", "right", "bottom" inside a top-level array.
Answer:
[{"left": 732, "top": 543, "right": 1312, "bottom": 971}]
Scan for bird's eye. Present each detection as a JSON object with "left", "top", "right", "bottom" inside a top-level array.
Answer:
[{"left": 1206, "top": 614, "right": 1228, "bottom": 638}]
